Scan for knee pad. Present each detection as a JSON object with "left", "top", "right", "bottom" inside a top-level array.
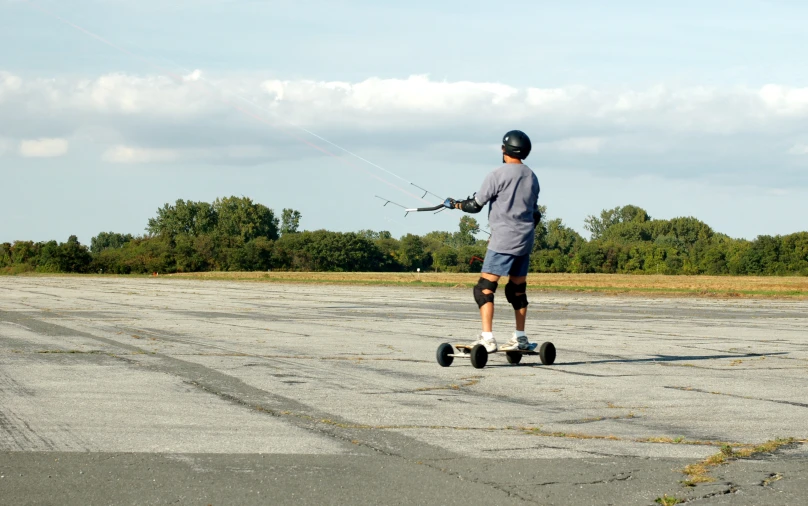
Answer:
[
  {"left": 473, "top": 277, "right": 498, "bottom": 308},
  {"left": 505, "top": 281, "right": 528, "bottom": 310}
]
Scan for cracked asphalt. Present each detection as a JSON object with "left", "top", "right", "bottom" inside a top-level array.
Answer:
[{"left": 1, "top": 276, "right": 806, "bottom": 505}]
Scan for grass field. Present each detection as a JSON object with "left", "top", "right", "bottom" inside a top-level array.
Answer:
[{"left": 163, "top": 271, "right": 808, "bottom": 298}]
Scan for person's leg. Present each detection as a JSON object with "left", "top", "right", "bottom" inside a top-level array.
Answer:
[
  {"left": 508, "top": 274, "right": 528, "bottom": 331},
  {"left": 478, "top": 272, "right": 501, "bottom": 333},
  {"left": 472, "top": 251, "right": 513, "bottom": 351},
  {"left": 501, "top": 253, "right": 534, "bottom": 351}
]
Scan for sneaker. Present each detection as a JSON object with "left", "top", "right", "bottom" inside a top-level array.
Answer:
[
  {"left": 500, "top": 334, "right": 537, "bottom": 352},
  {"left": 469, "top": 334, "right": 498, "bottom": 353}
]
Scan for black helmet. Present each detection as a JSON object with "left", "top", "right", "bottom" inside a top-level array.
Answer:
[{"left": 502, "top": 130, "right": 531, "bottom": 160}]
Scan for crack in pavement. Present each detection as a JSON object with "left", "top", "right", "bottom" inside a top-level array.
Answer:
[
  {"left": 665, "top": 386, "right": 808, "bottom": 409},
  {"left": 760, "top": 472, "right": 783, "bottom": 487},
  {"left": 0, "top": 309, "right": 542, "bottom": 504},
  {"left": 687, "top": 483, "right": 739, "bottom": 503},
  {"left": 572, "top": 472, "right": 634, "bottom": 486}
]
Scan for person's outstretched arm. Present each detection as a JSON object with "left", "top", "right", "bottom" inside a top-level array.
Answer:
[{"left": 449, "top": 172, "right": 497, "bottom": 213}]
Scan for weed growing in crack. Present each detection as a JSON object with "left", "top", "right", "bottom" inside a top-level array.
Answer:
[
  {"left": 762, "top": 473, "right": 783, "bottom": 486},
  {"left": 681, "top": 437, "right": 795, "bottom": 487},
  {"left": 655, "top": 495, "right": 684, "bottom": 505}
]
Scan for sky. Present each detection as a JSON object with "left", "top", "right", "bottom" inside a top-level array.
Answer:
[{"left": 2, "top": 0, "right": 808, "bottom": 245}]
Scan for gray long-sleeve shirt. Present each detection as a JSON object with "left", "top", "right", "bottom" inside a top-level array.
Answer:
[{"left": 474, "top": 163, "right": 540, "bottom": 256}]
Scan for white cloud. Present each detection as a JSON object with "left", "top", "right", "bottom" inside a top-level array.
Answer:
[
  {"left": 1, "top": 72, "right": 22, "bottom": 95},
  {"left": 263, "top": 75, "right": 517, "bottom": 109},
  {"left": 759, "top": 85, "right": 808, "bottom": 117},
  {"left": 220, "top": 145, "right": 278, "bottom": 159},
  {"left": 7, "top": 71, "right": 808, "bottom": 134},
  {"left": 183, "top": 69, "right": 202, "bottom": 82},
  {"left": 100, "top": 143, "right": 279, "bottom": 164},
  {"left": 536, "top": 137, "right": 604, "bottom": 154},
  {"left": 102, "top": 145, "right": 179, "bottom": 163},
  {"left": 19, "top": 138, "right": 69, "bottom": 158},
  {"left": 788, "top": 142, "right": 808, "bottom": 155},
  {"left": 2, "top": 70, "right": 808, "bottom": 186}
]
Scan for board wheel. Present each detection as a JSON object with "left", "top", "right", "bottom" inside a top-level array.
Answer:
[
  {"left": 540, "top": 342, "right": 556, "bottom": 365},
  {"left": 436, "top": 342, "right": 454, "bottom": 367},
  {"left": 470, "top": 343, "right": 488, "bottom": 369},
  {"left": 505, "top": 351, "right": 522, "bottom": 364}
]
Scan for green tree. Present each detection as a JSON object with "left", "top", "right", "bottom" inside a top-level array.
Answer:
[
  {"left": 781, "top": 232, "right": 808, "bottom": 274},
  {"left": 530, "top": 217, "right": 584, "bottom": 273},
  {"left": 457, "top": 245, "right": 487, "bottom": 273},
  {"left": 272, "top": 230, "right": 385, "bottom": 271},
  {"left": 650, "top": 217, "right": 714, "bottom": 245},
  {"left": 397, "top": 234, "right": 431, "bottom": 271},
  {"left": 544, "top": 218, "right": 584, "bottom": 254},
  {"left": 371, "top": 233, "right": 402, "bottom": 271},
  {"left": 212, "top": 196, "right": 279, "bottom": 243},
  {"left": 91, "top": 232, "right": 134, "bottom": 254},
  {"left": 584, "top": 205, "right": 651, "bottom": 240},
  {"left": 423, "top": 231, "right": 452, "bottom": 251},
  {"left": 0, "top": 243, "right": 11, "bottom": 268},
  {"left": 174, "top": 233, "right": 211, "bottom": 272},
  {"left": 433, "top": 246, "right": 459, "bottom": 272},
  {"left": 10, "top": 241, "right": 37, "bottom": 265},
  {"left": 11, "top": 197, "right": 808, "bottom": 277},
  {"left": 281, "top": 208, "right": 302, "bottom": 236},
  {"left": 602, "top": 221, "right": 653, "bottom": 243},
  {"left": 147, "top": 199, "right": 216, "bottom": 239},
  {"left": 56, "top": 235, "right": 93, "bottom": 273},
  {"left": 357, "top": 230, "right": 392, "bottom": 241},
  {"left": 36, "top": 240, "right": 62, "bottom": 272},
  {"left": 572, "top": 241, "right": 607, "bottom": 273},
  {"left": 458, "top": 217, "right": 480, "bottom": 236}
]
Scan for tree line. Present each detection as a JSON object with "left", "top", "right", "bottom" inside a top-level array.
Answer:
[{"left": 2, "top": 197, "right": 806, "bottom": 275}]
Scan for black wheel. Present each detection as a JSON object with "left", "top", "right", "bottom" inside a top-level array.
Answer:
[
  {"left": 470, "top": 343, "right": 488, "bottom": 369},
  {"left": 540, "top": 342, "right": 556, "bottom": 365},
  {"left": 505, "top": 351, "right": 522, "bottom": 364},
  {"left": 436, "top": 343, "right": 454, "bottom": 367}
]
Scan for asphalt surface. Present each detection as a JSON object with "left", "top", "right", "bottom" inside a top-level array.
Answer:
[{"left": 1, "top": 276, "right": 806, "bottom": 505}]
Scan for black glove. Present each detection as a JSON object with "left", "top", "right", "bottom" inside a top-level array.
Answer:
[
  {"left": 456, "top": 194, "right": 484, "bottom": 214},
  {"left": 532, "top": 208, "right": 542, "bottom": 227}
]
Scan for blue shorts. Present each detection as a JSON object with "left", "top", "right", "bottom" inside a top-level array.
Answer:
[{"left": 481, "top": 250, "right": 530, "bottom": 277}]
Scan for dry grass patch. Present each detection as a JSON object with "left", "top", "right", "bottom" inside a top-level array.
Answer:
[
  {"left": 762, "top": 473, "right": 783, "bottom": 486},
  {"left": 164, "top": 272, "right": 808, "bottom": 298},
  {"left": 655, "top": 495, "right": 684, "bottom": 506},
  {"left": 640, "top": 436, "right": 687, "bottom": 444},
  {"left": 17, "top": 271, "right": 808, "bottom": 298},
  {"left": 520, "top": 429, "right": 737, "bottom": 448},
  {"left": 517, "top": 426, "right": 622, "bottom": 441},
  {"left": 681, "top": 438, "right": 795, "bottom": 487}
]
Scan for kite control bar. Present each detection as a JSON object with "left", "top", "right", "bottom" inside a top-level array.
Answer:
[
  {"left": 378, "top": 195, "right": 486, "bottom": 217},
  {"left": 405, "top": 203, "right": 447, "bottom": 213},
  {"left": 406, "top": 198, "right": 457, "bottom": 213},
  {"left": 377, "top": 196, "right": 452, "bottom": 217},
  {"left": 375, "top": 195, "right": 491, "bottom": 236}
]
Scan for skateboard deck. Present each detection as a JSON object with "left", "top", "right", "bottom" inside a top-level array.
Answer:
[{"left": 454, "top": 344, "right": 538, "bottom": 355}]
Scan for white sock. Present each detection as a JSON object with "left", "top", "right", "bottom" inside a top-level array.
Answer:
[
  {"left": 514, "top": 330, "right": 527, "bottom": 338},
  {"left": 481, "top": 332, "right": 494, "bottom": 341}
]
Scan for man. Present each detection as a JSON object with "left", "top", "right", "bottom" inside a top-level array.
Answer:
[{"left": 445, "top": 130, "right": 541, "bottom": 352}]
